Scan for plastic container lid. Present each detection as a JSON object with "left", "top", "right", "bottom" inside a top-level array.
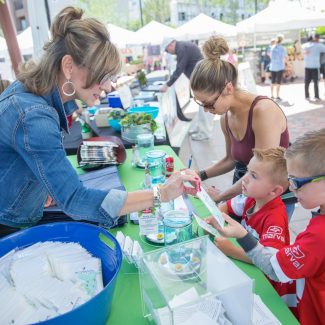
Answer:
[
  {"left": 163, "top": 210, "right": 192, "bottom": 228},
  {"left": 146, "top": 150, "right": 166, "bottom": 159}
]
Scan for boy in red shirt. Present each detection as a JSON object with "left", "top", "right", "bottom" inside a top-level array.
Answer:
[
  {"left": 206, "top": 147, "right": 295, "bottom": 309},
  {"left": 214, "top": 129, "right": 325, "bottom": 325}
]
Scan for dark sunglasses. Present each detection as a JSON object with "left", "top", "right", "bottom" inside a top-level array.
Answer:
[
  {"left": 193, "top": 84, "right": 227, "bottom": 109},
  {"left": 288, "top": 175, "right": 325, "bottom": 190}
]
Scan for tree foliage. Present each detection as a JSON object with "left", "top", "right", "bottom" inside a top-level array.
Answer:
[{"left": 142, "top": 0, "right": 170, "bottom": 24}]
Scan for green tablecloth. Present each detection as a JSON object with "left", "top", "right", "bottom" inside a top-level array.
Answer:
[{"left": 68, "top": 145, "right": 298, "bottom": 325}]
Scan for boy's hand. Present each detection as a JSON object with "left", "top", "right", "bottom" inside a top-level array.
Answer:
[
  {"left": 215, "top": 213, "right": 248, "bottom": 239},
  {"left": 206, "top": 186, "right": 222, "bottom": 203},
  {"left": 205, "top": 216, "right": 218, "bottom": 229},
  {"left": 214, "top": 237, "right": 236, "bottom": 256}
]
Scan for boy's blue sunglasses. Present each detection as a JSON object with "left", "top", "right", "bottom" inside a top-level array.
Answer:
[{"left": 288, "top": 175, "right": 325, "bottom": 190}]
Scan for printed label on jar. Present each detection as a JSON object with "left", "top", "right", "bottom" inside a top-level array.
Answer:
[{"left": 139, "top": 208, "right": 158, "bottom": 235}]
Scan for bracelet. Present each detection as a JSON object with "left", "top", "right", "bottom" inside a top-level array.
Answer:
[
  {"left": 199, "top": 169, "right": 208, "bottom": 181},
  {"left": 152, "top": 185, "right": 162, "bottom": 208}
]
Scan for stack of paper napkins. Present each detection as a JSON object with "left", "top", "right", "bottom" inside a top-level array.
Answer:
[{"left": 0, "top": 241, "right": 103, "bottom": 324}]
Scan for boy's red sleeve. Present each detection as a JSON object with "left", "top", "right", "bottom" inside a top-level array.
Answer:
[
  {"left": 259, "top": 210, "right": 289, "bottom": 249},
  {"left": 226, "top": 194, "right": 247, "bottom": 218}
]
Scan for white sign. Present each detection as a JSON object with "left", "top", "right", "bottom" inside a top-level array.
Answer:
[{"left": 174, "top": 73, "right": 190, "bottom": 110}]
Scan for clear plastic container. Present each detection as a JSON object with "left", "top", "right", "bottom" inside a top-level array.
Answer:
[
  {"left": 163, "top": 210, "right": 192, "bottom": 246},
  {"left": 121, "top": 123, "right": 152, "bottom": 143},
  {"left": 139, "top": 236, "right": 254, "bottom": 325},
  {"left": 137, "top": 133, "right": 154, "bottom": 167},
  {"left": 146, "top": 150, "right": 166, "bottom": 185}
]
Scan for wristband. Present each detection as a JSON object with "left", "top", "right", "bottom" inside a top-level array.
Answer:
[
  {"left": 152, "top": 185, "right": 162, "bottom": 208},
  {"left": 199, "top": 169, "right": 208, "bottom": 181}
]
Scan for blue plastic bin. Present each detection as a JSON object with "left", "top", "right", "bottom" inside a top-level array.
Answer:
[
  {"left": 108, "top": 91, "right": 123, "bottom": 108},
  {"left": 127, "top": 106, "right": 159, "bottom": 119},
  {"left": 0, "top": 222, "right": 122, "bottom": 325}
]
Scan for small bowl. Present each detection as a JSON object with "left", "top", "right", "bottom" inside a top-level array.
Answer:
[
  {"left": 108, "top": 118, "right": 121, "bottom": 132},
  {"left": 127, "top": 106, "right": 159, "bottom": 119},
  {"left": 87, "top": 106, "right": 98, "bottom": 115}
]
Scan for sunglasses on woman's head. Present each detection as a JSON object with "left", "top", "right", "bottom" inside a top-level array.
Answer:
[
  {"left": 288, "top": 175, "right": 325, "bottom": 190},
  {"left": 99, "top": 73, "right": 118, "bottom": 86}
]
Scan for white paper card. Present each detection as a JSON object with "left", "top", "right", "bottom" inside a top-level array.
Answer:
[
  {"left": 196, "top": 187, "right": 224, "bottom": 229},
  {"left": 193, "top": 213, "right": 220, "bottom": 237},
  {"left": 252, "top": 294, "right": 281, "bottom": 325}
]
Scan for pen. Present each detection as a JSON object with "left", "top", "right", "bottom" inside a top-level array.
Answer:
[{"left": 188, "top": 155, "right": 193, "bottom": 168}]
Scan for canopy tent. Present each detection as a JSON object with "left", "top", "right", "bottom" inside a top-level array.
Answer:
[
  {"left": 0, "top": 36, "right": 7, "bottom": 51},
  {"left": 237, "top": 0, "right": 325, "bottom": 34},
  {"left": 132, "top": 21, "right": 177, "bottom": 45},
  {"left": 175, "top": 13, "right": 237, "bottom": 40},
  {"left": 106, "top": 23, "right": 138, "bottom": 47}
]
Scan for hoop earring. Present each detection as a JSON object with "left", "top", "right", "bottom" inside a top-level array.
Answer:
[{"left": 62, "top": 79, "right": 76, "bottom": 97}]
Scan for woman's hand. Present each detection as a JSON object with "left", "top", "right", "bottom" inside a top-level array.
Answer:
[
  {"left": 160, "top": 169, "right": 200, "bottom": 202},
  {"left": 44, "top": 196, "right": 55, "bottom": 208},
  {"left": 215, "top": 213, "right": 248, "bottom": 239}
]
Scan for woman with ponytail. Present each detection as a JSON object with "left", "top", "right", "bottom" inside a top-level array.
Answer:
[
  {"left": 0, "top": 7, "right": 198, "bottom": 232},
  {"left": 191, "top": 36, "right": 295, "bottom": 218}
]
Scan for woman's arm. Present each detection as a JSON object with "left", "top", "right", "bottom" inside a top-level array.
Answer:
[
  {"left": 119, "top": 170, "right": 199, "bottom": 215},
  {"left": 252, "top": 100, "right": 287, "bottom": 149}
]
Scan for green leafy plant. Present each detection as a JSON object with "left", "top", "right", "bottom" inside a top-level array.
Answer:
[
  {"left": 108, "top": 109, "right": 127, "bottom": 120},
  {"left": 120, "top": 113, "right": 157, "bottom": 133}
]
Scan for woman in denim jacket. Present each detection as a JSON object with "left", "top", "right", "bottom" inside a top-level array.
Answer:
[{"left": 0, "top": 7, "right": 198, "bottom": 231}]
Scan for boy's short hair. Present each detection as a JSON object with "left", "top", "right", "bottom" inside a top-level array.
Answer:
[
  {"left": 253, "top": 147, "right": 288, "bottom": 189},
  {"left": 285, "top": 129, "right": 325, "bottom": 176}
]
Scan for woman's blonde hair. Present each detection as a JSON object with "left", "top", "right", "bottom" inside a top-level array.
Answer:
[
  {"left": 190, "top": 36, "right": 237, "bottom": 94},
  {"left": 18, "top": 7, "right": 122, "bottom": 95},
  {"left": 0, "top": 79, "right": 11, "bottom": 93}
]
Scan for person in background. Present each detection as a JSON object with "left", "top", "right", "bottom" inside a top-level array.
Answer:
[
  {"left": 160, "top": 38, "right": 212, "bottom": 141},
  {"left": 206, "top": 147, "right": 297, "bottom": 315},
  {"left": 0, "top": 7, "right": 199, "bottom": 232},
  {"left": 159, "top": 38, "right": 202, "bottom": 93},
  {"left": 214, "top": 128, "right": 325, "bottom": 325},
  {"left": 269, "top": 34, "right": 287, "bottom": 101},
  {"left": 303, "top": 34, "right": 325, "bottom": 100},
  {"left": 190, "top": 36, "right": 295, "bottom": 220}
]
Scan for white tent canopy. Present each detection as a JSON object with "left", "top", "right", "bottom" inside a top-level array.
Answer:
[
  {"left": 237, "top": 0, "right": 325, "bottom": 34},
  {"left": 176, "top": 13, "right": 237, "bottom": 40},
  {"left": 17, "top": 26, "right": 34, "bottom": 51},
  {"left": 107, "top": 23, "right": 138, "bottom": 47},
  {"left": 132, "top": 21, "right": 177, "bottom": 45},
  {"left": 0, "top": 36, "right": 7, "bottom": 51}
]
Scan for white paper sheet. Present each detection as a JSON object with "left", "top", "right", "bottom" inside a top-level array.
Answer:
[
  {"left": 196, "top": 187, "right": 225, "bottom": 229},
  {"left": 252, "top": 294, "right": 281, "bottom": 325},
  {"left": 193, "top": 213, "right": 220, "bottom": 237}
]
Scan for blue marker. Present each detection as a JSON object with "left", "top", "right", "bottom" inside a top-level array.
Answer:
[{"left": 188, "top": 155, "right": 193, "bottom": 168}]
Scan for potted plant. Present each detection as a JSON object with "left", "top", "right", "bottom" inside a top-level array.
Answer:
[
  {"left": 120, "top": 113, "right": 157, "bottom": 143},
  {"left": 107, "top": 108, "right": 127, "bottom": 131}
]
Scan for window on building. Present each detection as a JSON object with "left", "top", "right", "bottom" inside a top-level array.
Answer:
[
  {"left": 178, "top": 12, "right": 186, "bottom": 21},
  {"left": 14, "top": 0, "right": 24, "bottom": 10},
  {"left": 0, "top": 58, "right": 5, "bottom": 63},
  {"left": 19, "top": 17, "right": 27, "bottom": 31},
  {"left": 23, "top": 55, "right": 32, "bottom": 62}
]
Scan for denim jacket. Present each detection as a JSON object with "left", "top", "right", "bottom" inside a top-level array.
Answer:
[{"left": 0, "top": 81, "right": 127, "bottom": 228}]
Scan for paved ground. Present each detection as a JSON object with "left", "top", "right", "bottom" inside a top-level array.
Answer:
[{"left": 178, "top": 78, "right": 325, "bottom": 241}]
